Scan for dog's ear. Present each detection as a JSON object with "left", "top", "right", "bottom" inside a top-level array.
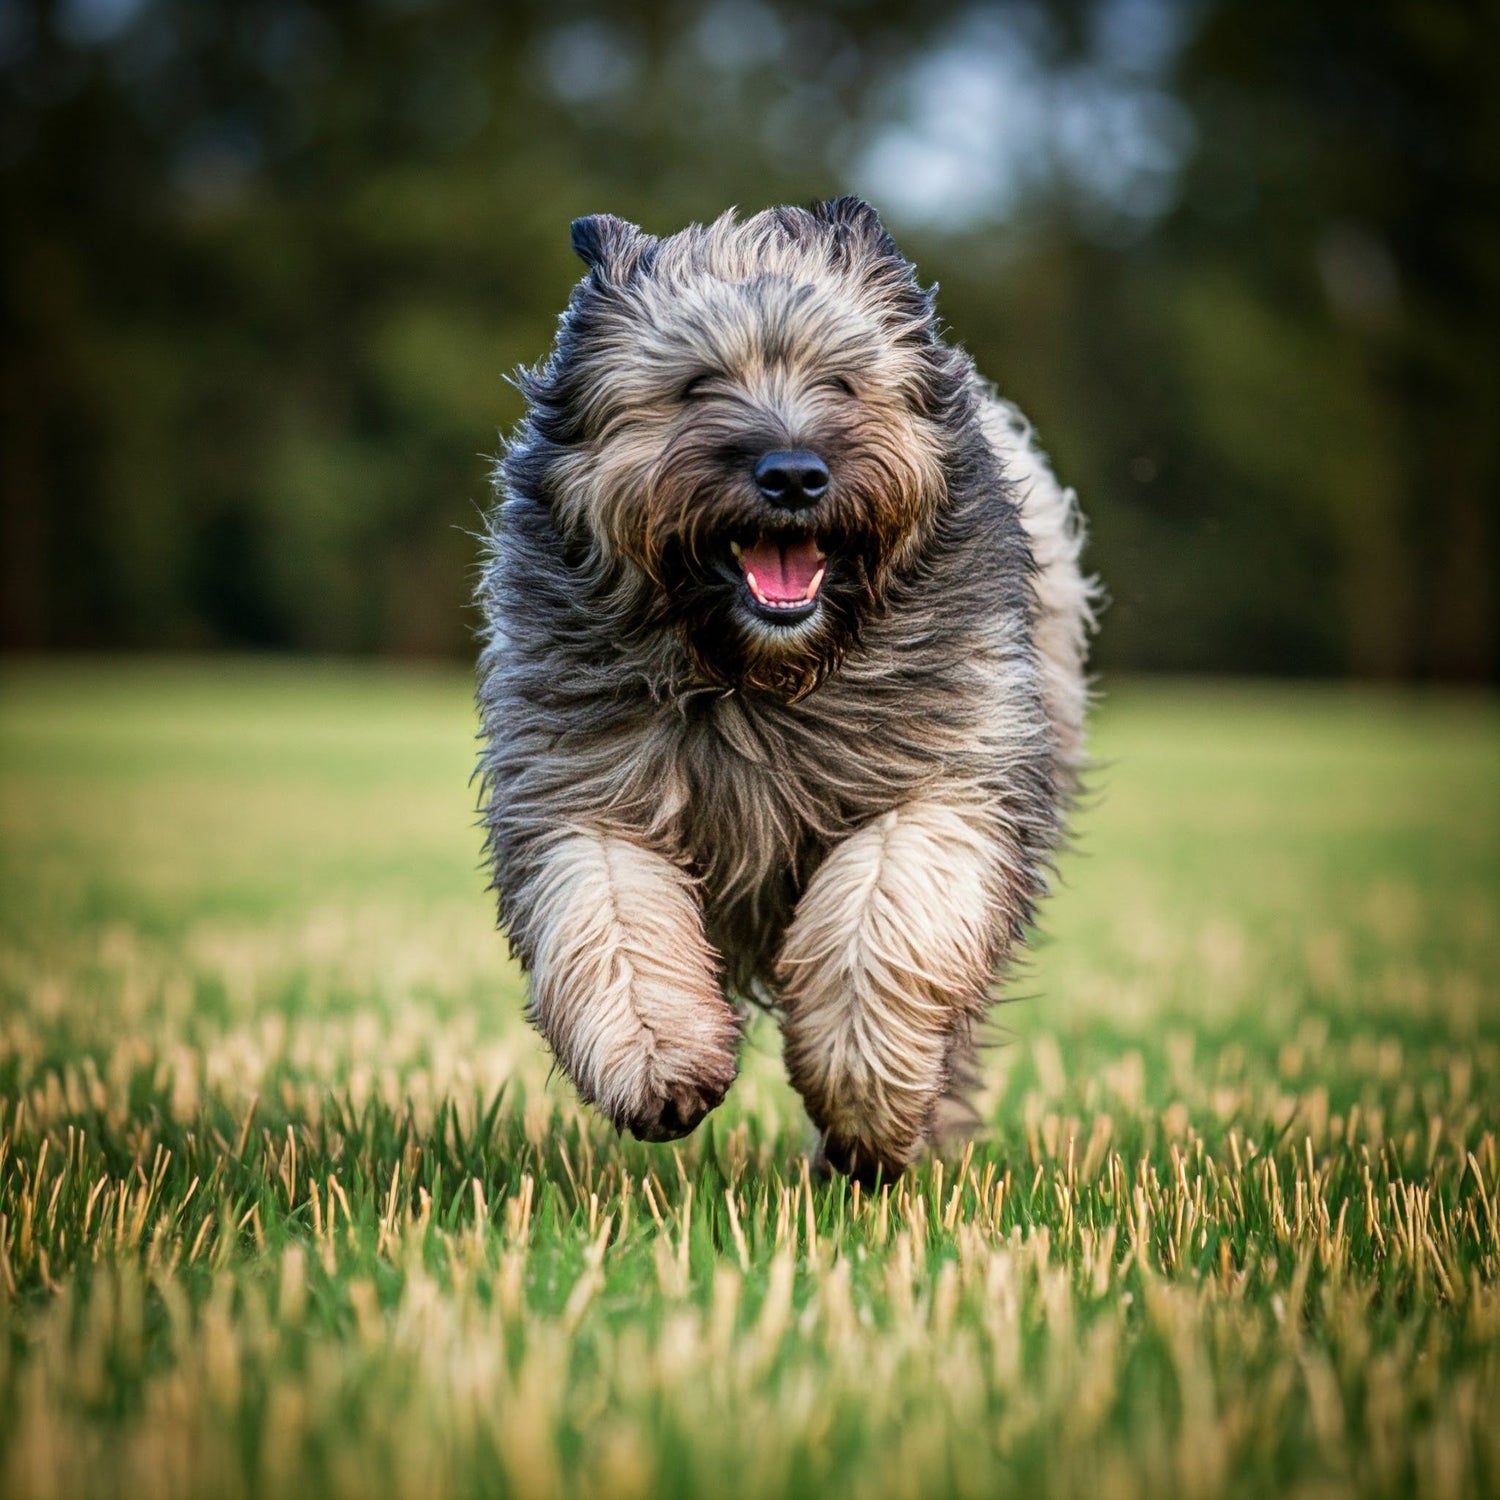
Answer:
[
  {"left": 809, "top": 196, "right": 900, "bottom": 262},
  {"left": 810, "top": 196, "right": 883, "bottom": 234},
  {"left": 570, "top": 214, "right": 657, "bottom": 282},
  {"left": 813, "top": 196, "right": 939, "bottom": 354}
]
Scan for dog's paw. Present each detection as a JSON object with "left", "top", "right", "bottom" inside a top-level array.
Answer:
[
  {"left": 620, "top": 1060, "right": 737, "bottom": 1143},
  {"left": 815, "top": 1129, "right": 913, "bottom": 1187}
]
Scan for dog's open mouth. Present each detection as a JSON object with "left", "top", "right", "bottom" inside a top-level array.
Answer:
[{"left": 730, "top": 535, "right": 826, "bottom": 623}]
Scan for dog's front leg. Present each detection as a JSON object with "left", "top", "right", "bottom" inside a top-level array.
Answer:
[
  {"left": 778, "top": 797, "right": 1019, "bottom": 1181},
  {"left": 520, "top": 830, "right": 741, "bottom": 1140}
]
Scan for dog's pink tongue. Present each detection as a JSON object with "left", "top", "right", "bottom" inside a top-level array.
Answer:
[{"left": 741, "top": 537, "right": 823, "bottom": 601}]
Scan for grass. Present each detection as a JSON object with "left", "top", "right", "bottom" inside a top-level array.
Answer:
[{"left": 0, "top": 659, "right": 1497, "bottom": 1500}]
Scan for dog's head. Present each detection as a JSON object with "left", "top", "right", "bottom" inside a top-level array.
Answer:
[{"left": 513, "top": 198, "right": 971, "bottom": 698}]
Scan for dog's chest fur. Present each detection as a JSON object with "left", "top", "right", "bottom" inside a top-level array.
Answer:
[
  {"left": 623, "top": 597, "right": 1029, "bottom": 992},
  {"left": 665, "top": 684, "right": 926, "bottom": 981}
]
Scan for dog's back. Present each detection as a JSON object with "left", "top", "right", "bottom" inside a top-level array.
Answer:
[{"left": 975, "top": 390, "right": 1096, "bottom": 779}]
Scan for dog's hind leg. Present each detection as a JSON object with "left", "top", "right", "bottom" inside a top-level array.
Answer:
[
  {"left": 520, "top": 831, "right": 741, "bottom": 1141},
  {"left": 777, "top": 796, "right": 1020, "bottom": 1182}
]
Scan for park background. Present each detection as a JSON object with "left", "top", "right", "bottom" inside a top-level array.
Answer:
[
  {"left": 3, "top": 0, "right": 1495, "bottom": 680},
  {"left": 1, "top": 3, "right": 1498, "bottom": 1498}
]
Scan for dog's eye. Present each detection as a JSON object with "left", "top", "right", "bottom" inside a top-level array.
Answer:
[
  {"left": 680, "top": 372, "right": 721, "bottom": 400},
  {"left": 818, "top": 375, "right": 857, "bottom": 397}
]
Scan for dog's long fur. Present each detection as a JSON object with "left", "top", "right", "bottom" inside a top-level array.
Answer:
[{"left": 477, "top": 198, "right": 1095, "bottom": 1178}]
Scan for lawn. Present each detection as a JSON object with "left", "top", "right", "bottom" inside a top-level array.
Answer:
[{"left": 0, "top": 660, "right": 1497, "bottom": 1500}]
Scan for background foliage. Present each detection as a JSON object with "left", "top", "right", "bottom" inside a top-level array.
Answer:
[{"left": 2, "top": 0, "right": 1495, "bottom": 675}]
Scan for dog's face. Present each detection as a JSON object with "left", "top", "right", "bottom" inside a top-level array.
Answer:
[{"left": 516, "top": 198, "right": 969, "bottom": 698}]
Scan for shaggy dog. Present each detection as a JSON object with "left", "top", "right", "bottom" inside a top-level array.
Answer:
[{"left": 477, "top": 198, "right": 1095, "bottom": 1181}]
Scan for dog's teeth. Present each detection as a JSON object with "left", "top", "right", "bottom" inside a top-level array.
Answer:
[
  {"left": 730, "top": 540, "right": 742, "bottom": 557},
  {"left": 745, "top": 569, "right": 766, "bottom": 603},
  {"left": 804, "top": 567, "right": 825, "bottom": 600}
]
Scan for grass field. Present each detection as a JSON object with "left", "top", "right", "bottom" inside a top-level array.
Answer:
[{"left": 1, "top": 661, "right": 1497, "bottom": 1500}]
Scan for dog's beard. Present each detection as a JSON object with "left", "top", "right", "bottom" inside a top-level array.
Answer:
[{"left": 655, "top": 522, "right": 884, "bottom": 701}]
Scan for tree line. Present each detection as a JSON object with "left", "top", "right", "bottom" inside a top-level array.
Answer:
[{"left": 2, "top": 0, "right": 1493, "bottom": 676}]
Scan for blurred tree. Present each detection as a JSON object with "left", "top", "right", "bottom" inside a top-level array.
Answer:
[
  {"left": 0, "top": 0, "right": 1493, "bottom": 677},
  {"left": 1167, "top": 0, "right": 1499, "bottom": 678}
]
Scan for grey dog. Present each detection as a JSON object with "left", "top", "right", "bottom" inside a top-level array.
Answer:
[{"left": 477, "top": 197, "right": 1095, "bottom": 1180}]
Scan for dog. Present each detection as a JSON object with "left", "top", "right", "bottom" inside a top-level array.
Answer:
[{"left": 477, "top": 197, "right": 1095, "bottom": 1181}]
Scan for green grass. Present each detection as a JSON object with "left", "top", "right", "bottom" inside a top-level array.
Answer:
[{"left": 1, "top": 660, "right": 1497, "bottom": 1500}]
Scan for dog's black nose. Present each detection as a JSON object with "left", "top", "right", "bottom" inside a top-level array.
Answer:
[{"left": 753, "top": 450, "right": 829, "bottom": 509}]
